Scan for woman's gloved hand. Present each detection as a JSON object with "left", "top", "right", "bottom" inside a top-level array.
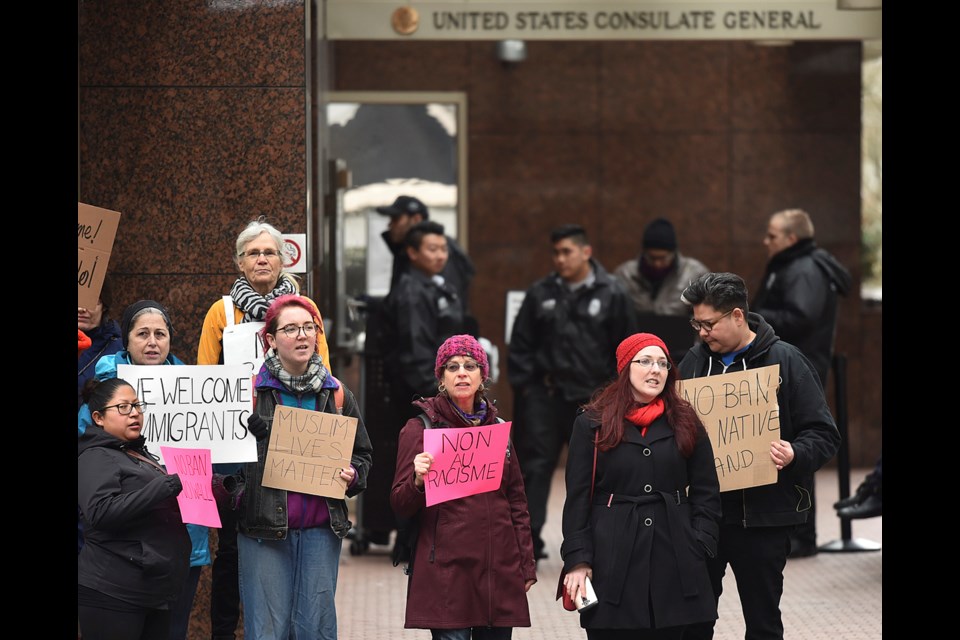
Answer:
[{"left": 247, "top": 413, "right": 269, "bottom": 440}]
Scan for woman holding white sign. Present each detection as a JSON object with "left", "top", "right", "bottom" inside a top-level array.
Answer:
[
  {"left": 197, "top": 218, "right": 331, "bottom": 640},
  {"left": 560, "top": 332, "right": 721, "bottom": 640},
  {"left": 236, "top": 294, "right": 372, "bottom": 640},
  {"left": 391, "top": 334, "right": 537, "bottom": 640},
  {"left": 77, "top": 300, "right": 213, "bottom": 640}
]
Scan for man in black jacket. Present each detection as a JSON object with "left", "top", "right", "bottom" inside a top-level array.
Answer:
[
  {"left": 678, "top": 272, "right": 840, "bottom": 640},
  {"left": 377, "top": 195, "right": 476, "bottom": 312},
  {"left": 508, "top": 224, "right": 637, "bottom": 560},
  {"left": 753, "top": 209, "right": 852, "bottom": 557}
]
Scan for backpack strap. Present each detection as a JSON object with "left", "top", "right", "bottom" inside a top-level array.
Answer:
[
  {"left": 222, "top": 295, "right": 236, "bottom": 327},
  {"left": 329, "top": 375, "right": 345, "bottom": 414}
]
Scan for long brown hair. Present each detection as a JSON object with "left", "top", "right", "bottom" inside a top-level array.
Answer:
[{"left": 583, "top": 357, "right": 703, "bottom": 457}]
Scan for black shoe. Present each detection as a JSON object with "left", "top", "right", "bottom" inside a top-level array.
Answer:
[{"left": 838, "top": 494, "right": 882, "bottom": 519}]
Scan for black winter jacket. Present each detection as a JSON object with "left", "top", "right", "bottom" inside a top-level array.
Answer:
[
  {"left": 508, "top": 260, "right": 637, "bottom": 402},
  {"left": 752, "top": 238, "right": 852, "bottom": 387},
  {"left": 677, "top": 313, "right": 840, "bottom": 527},
  {"left": 561, "top": 413, "right": 720, "bottom": 629},
  {"left": 78, "top": 429, "right": 190, "bottom": 608}
]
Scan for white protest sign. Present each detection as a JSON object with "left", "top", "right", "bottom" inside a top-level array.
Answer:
[
  {"left": 676, "top": 364, "right": 780, "bottom": 492},
  {"left": 118, "top": 364, "right": 257, "bottom": 466},
  {"left": 282, "top": 233, "right": 307, "bottom": 274}
]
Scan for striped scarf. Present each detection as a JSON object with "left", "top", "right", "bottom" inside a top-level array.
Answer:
[
  {"left": 264, "top": 349, "right": 327, "bottom": 395},
  {"left": 230, "top": 276, "right": 296, "bottom": 322}
]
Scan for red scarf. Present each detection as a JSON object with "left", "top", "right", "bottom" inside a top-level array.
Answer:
[{"left": 625, "top": 397, "right": 665, "bottom": 437}]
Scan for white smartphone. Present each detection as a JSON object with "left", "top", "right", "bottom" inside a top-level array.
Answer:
[{"left": 576, "top": 577, "right": 599, "bottom": 612}]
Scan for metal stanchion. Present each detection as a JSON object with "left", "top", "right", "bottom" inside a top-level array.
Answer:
[{"left": 819, "top": 353, "right": 881, "bottom": 553}]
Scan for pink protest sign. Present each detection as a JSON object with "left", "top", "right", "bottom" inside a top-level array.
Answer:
[
  {"left": 423, "top": 421, "right": 512, "bottom": 507},
  {"left": 160, "top": 446, "right": 222, "bottom": 528}
]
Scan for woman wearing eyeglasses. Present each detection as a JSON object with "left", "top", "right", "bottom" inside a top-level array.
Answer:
[
  {"left": 391, "top": 334, "right": 537, "bottom": 640},
  {"left": 77, "top": 300, "right": 212, "bottom": 640},
  {"left": 196, "top": 218, "right": 331, "bottom": 640},
  {"left": 235, "top": 295, "right": 372, "bottom": 640},
  {"left": 78, "top": 377, "right": 191, "bottom": 640},
  {"left": 560, "top": 333, "right": 721, "bottom": 640}
]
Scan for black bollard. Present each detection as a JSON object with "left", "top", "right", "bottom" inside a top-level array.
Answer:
[{"left": 820, "top": 353, "right": 881, "bottom": 552}]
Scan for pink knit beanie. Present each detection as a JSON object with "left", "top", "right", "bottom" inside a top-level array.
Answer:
[{"left": 435, "top": 334, "right": 489, "bottom": 380}]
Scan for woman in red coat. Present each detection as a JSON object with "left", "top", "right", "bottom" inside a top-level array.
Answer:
[
  {"left": 391, "top": 334, "right": 537, "bottom": 640},
  {"left": 561, "top": 333, "right": 721, "bottom": 639}
]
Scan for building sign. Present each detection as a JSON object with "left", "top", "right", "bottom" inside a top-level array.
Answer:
[{"left": 328, "top": 1, "right": 881, "bottom": 41}]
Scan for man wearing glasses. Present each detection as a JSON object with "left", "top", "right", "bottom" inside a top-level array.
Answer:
[
  {"left": 677, "top": 272, "right": 840, "bottom": 640},
  {"left": 752, "top": 208, "right": 852, "bottom": 558}
]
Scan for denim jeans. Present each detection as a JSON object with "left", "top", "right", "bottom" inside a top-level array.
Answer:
[
  {"left": 431, "top": 628, "right": 513, "bottom": 640},
  {"left": 238, "top": 527, "right": 342, "bottom": 640}
]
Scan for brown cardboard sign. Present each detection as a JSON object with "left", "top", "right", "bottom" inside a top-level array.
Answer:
[
  {"left": 261, "top": 405, "right": 358, "bottom": 499},
  {"left": 677, "top": 364, "right": 781, "bottom": 492},
  {"left": 78, "top": 203, "right": 121, "bottom": 309}
]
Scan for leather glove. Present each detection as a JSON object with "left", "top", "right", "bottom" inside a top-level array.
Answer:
[{"left": 247, "top": 413, "right": 269, "bottom": 440}]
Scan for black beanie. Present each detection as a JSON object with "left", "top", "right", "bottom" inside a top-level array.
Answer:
[
  {"left": 642, "top": 218, "right": 678, "bottom": 251},
  {"left": 120, "top": 300, "right": 174, "bottom": 349}
]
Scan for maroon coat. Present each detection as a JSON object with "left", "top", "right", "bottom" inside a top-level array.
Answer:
[{"left": 391, "top": 396, "right": 537, "bottom": 630}]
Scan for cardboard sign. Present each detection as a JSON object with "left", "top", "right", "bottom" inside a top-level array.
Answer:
[
  {"left": 78, "top": 203, "right": 121, "bottom": 309},
  {"left": 423, "top": 421, "right": 512, "bottom": 507},
  {"left": 261, "top": 405, "right": 358, "bottom": 499},
  {"left": 161, "top": 446, "right": 222, "bottom": 528},
  {"left": 117, "top": 364, "right": 256, "bottom": 465},
  {"left": 677, "top": 365, "right": 780, "bottom": 492}
]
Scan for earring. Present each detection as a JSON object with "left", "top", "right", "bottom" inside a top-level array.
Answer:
[
  {"left": 478, "top": 383, "right": 486, "bottom": 393},
  {"left": 438, "top": 383, "right": 447, "bottom": 394}
]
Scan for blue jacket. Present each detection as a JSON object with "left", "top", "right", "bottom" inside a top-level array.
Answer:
[
  {"left": 76, "top": 350, "right": 211, "bottom": 568},
  {"left": 77, "top": 320, "right": 123, "bottom": 409},
  {"left": 238, "top": 367, "right": 373, "bottom": 540}
]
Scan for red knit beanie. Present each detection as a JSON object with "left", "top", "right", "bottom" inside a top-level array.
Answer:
[
  {"left": 616, "top": 333, "right": 670, "bottom": 374},
  {"left": 435, "top": 334, "right": 489, "bottom": 380}
]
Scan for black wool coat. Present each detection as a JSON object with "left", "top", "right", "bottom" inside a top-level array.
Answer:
[{"left": 561, "top": 412, "right": 721, "bottom": 630}]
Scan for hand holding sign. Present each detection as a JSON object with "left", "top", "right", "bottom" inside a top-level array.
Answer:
[
  {"left": 422, "top": 421, "right": 512, "bottom": 507},
  {"left": 413, "top": 451, "right": 436, "bottom": 489}
]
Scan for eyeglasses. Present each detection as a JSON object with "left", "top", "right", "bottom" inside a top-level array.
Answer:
[
  {"left": 444, "top": 361, "right": 480, "bottom": 374},
  {"left": 631, "top": 358, "right": 671, "bottom": 370},
  {"left": 240, "top": 249, "right": 281, "bottom": 260},
  {"left": 99, "top": 402, "right": 149, "bottom": 415},
  {"left": 277, "top": 322, "right": 319, "bottom": 338},
  {"left": 690, "top": 309, "right": 735, "bottom": 333}
]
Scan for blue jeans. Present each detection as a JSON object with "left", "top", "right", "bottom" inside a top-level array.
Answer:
[
  {"left": 238, "top": 527, "right": 342, "bottom": 640},
  {"left": 431, "top": 628, "right": 513, "bottom": 640}
]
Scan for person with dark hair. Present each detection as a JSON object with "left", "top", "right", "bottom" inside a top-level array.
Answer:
[
  {"left": 376, "top": 194, "right": 476, "bottom": 311},
  {"left": 613, "top": 218, "right": 709, "bottom": 318},
  {"left": 391, "top": 334, "right": 536, "bottom": 639},
  {"left": 78, "top": 300, "right": 212, "bottom": 640},
  {"left": 237, "top": 294, "right": 372, "bottom": 640},
  {"left": 78, "top": 377, "right": 191, "bottom": 640},
  {"left": 677, "top": 272, "right": 840, "bottom": 640},
  {"left": 561, "top": 333, "right": 720, "bottom": 639},
  {"left": 752, "top": 208, "right": 852, "bottom": 558},
  {"left": 508, "top": 223, "right": 637, "bottom": 561},
  {"left": 613, "top": 217, "right": 710, "bottom": 362},
  {"left": 78, "top": 274, "right": 123, "bottom": 409},
  {"left": 375, "top": 220, "right": 470, "bottom": 553},
  {"left": 383, "top": 219, "right": 469, "bottom": 415},
  {"left": 197, "top": 218, "right": 332, "bottom": 640}
]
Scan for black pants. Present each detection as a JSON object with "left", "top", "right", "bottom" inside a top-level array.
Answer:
[
  {"left": 514, "top": 382, "right": 581, "bottom": 557},
  {"left": 210, "top": 507, "right": 240, "bottom": 639},
  {"left": 684, "top": 524, "right": 791, "bottom": 640},
  {"left": 587, "top": 628, "right": 683, "bottom": 640},
  {"left": 168, "top": 565, "right": 202, "bottom": 640},
  {"left": 78, "top": 604, "right": 171, "bottom": 640}
]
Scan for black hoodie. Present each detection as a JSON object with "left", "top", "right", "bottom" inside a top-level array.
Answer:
[{"left": 752, "top": 238, "right": 853, "bottom": 387}]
